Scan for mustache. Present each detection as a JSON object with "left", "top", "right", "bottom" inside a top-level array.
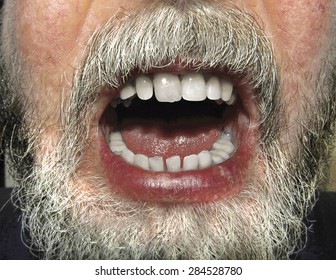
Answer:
[{"left": 70, "top": 1, "right": 280, "bottom": 141}]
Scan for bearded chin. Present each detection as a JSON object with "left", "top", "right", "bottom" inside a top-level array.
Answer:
[
  {"left": 13, "top": 133, "right": 316, "bottom": 260},
  {"left": 6, "top": 2, "right": 336, "bottom": 260}
]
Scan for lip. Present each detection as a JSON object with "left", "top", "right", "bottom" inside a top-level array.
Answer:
[{"left": 96, "top": 67, "right": 259, "bottom": 203}]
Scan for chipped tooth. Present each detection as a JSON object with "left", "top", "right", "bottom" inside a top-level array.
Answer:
[
  {"left": 221, "top": 78, "right": 233, "bottom": 102},
  {"left": 215, "top": 99, "right": 224, "bottom": 105},
  {"left": 226, "top": 90, "right": 237, "bottom": 105},
  {"left": 120, "top": 83, "right": 136, "bottom": 100},
  {"left": 121, "top": 148, "right": 135, "bottom": 164},
  {"left": 198, "top": 150, "right": 212, "bottom": 169},
  {"left": 206, "top": 76, "right": 221, "bottom": 100},
  {"left": 149, "top": 156, "right": 165, "bottom": 171},
  {"left": 181, "top": 73, "right": 206, "bottom": 101},
  {"left": 153, "top": 73, "right": 181, "bottom": 103},
  {"left": 166, "top": 155, "right": 181, "bottom": 172},
  {"left": 183, "top": 154, "right": 199, "bottom": 171},
  {"left": 134, "top": 154, "right": 150, "bottom": 170},
  {"left": 136, "top": 75, "right": 154, "bottom": 100}
]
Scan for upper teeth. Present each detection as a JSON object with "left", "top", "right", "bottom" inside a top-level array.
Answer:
[{"left": 118, "top": 73, "right": 236, "bottom": 105}]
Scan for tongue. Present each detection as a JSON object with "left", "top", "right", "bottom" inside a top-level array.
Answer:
[{"left": 121, "top": 117, "right": 222, "bottom": 159}]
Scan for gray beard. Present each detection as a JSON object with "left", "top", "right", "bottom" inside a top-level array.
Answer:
[{"left": 2, "top": 1, "right": 336, "bottom": 259}]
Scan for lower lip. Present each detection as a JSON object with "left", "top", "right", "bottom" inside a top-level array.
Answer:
[{"left": 99, "top": 121, "right": 256, "bottom": 203}]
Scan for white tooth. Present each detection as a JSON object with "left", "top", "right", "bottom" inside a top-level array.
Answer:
[
  {"left": 206, "top": 76, "right": 221, "bottom": 100},
  {"left": 149, "top": 156, "right": 165, "bottom": 171},
  {"left": 134, "top": 154, "right": 150, "bottom": 170},
  {"left": 136, "top": 75, "right": 153, "bottom": 100},
  {"left": 110, "top": 131, "right": 123, "bottom": 141},
  {"left": 121, "top": 148, "right": 135, "bottom": 164},
  {"left": 109, "top": 133, "right": 126, "bottom": 155},
  {"left": 166, "top": 155, "right": 181, "bottom": 172},
  {"left": 198, "top": 150, "right": 212, "bottom": 169},
  {"left": 211, "top": 153, "right": 226, "bottom": 165},
  {"left": 210, "top": 149, "right": 230, "bottom": 165},
  {"left": 210, "top": 149, "right": 230, "bottom": 161},
  {"left": 153, "top": 74, "right": 181, "bottom": 102},
  {"left": 221, "top": 78, "right": 233, "bottom": 101},
  {"left": 120, "top": 83, "right": 136, "bottom": 100},
  {"left": 213, "top": 138, "right": 235, "bottom": 154},
  {"left": 110, "top": 143, "right": 126, "bottom": 155},
  {"left": 183, "top": 154, "right": 199, "bottom": 171},
  {"left": 226, "top": 90, "right": 237, "bottom": 105},
  {"left": 181, "top": 73, "right": 206, "bottom": 101}
]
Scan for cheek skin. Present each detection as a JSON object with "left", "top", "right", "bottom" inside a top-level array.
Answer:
[
  {"left": 263, "top": 0, "right": 332, "bottom": 70},
  {"left": 241, "top": 0, "right": 332, "bottom": 71},
  {"left": 14, "top": 0, "right": 153, "bottom": 72},
  {"left": 15, "top": 0, "right": 91, "bottom": 70}
]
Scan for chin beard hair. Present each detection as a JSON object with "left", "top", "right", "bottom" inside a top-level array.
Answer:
[
  {"left": 11, "top": 136, "right": 316, "bottom": 259},
  {"left": 2, "top": 0, "right": 336, "bottom": 259}
]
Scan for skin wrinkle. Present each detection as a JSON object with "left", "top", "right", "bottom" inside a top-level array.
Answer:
[{"left": 0, "top": 0, "right": 335, "bottom": 259}]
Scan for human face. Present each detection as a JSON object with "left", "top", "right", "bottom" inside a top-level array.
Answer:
[{"left": 1, "top": 0, "right": 335, "bottom": 259}]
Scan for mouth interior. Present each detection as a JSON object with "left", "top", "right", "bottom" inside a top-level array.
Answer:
[{"left": 101, "top": 72, "right": 247, "bottom": 172}]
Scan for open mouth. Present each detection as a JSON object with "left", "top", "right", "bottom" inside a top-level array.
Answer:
[{"left": 99, "top": 68, "right": 257, "bottom": 203}]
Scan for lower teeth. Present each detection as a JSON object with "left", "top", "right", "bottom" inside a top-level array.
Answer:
[{"left": 109, "top": 130, "right": 235, "bottom": 172}]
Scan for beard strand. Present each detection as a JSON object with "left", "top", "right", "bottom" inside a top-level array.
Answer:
[{"left": 1, "top": 1, "right": 335, "bottom": 259}]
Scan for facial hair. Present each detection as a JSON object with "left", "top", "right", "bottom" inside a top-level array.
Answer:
[{"left": 1, "top": 0, "right": 336, "bottom": 259}]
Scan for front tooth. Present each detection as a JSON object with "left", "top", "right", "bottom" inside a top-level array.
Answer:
[
  {"left": 149, "top": 156, "right": 165, "bottom": 171},
  {"left": 166, "top": 155, "right": 181, "bottom": 172},
  {"left": 198, "top": 150, "right": 212, "bottom": 169},
  {"left": 134, "top": 154, "right": 150, "bottom": 170},
  {"left": 136, "top": 75, "right": 153, "bottom": 100},
  {"left": 206, "top": 76, "right": 221, "bottom": 100},
  {"left": 221, "top": 78, "right": 233, "bottom": 101},
  {"left": 181, "top": 73, "right": 206, "bottom": 101},
  {"left": 183, "top": 154, "right": 199, "bottom": 171},
  {"left": 153, "top": 74, "right": 181, "bottom": 102},
  {"left": 121, "top": 148, "right": 135, "bottom": 164},
  {"left": 120, "top": 83, "right": 136, "bottom": 100}
]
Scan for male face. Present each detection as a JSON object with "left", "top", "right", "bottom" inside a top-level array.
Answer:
[{"left": 0, "top": 0, "right": 335, "bottom": 259}]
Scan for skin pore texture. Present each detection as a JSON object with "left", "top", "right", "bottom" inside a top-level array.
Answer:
[{"left": 0, "top": 0, "right": 336, "bottom": 259}]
